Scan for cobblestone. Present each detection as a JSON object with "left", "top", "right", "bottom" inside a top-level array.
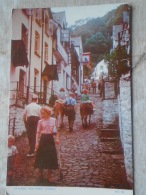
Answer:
[{"left": 11, "top": 93, "right": 131, "bottom": 189}]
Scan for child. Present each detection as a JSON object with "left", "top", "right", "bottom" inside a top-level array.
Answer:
[
  {"left": 7, "top": 135, "right": 18, "bottom": 185},
  {"left": 64, "top": 92, "right": 77, "bottom": 131},
  {"left": 56, "top": 88, "right": 66, "bottom": 104},
  {"left": 81, "top": 89, "right": 95, "bottom": 110}
]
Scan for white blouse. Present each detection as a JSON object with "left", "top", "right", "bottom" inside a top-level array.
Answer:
[{"left": 37, "top": 117, "right": 57, "bottom": 134}]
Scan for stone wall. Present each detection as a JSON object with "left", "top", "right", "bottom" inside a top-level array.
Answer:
[
  {"left": 9, "top": 107, "right": 26, "bottom": 137},
  {"left": 118, "top": 78, "right": 133, "bottom": 185},
  {"left": 102, "top": 99, "right": 118, "bottom": 127},
  {"left": 102, "top": 76, "right": 133, "bottom": 186}
]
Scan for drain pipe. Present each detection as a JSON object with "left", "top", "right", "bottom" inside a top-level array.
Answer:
[{"left": 40, "top": 9, "right": 44, "bottom": 97}]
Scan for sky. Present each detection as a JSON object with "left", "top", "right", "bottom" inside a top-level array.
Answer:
[{"left": 51, "top": 3, "right": 123, "bottom": 26}]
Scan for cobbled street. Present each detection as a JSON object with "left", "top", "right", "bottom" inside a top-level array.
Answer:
[{"left": 12, "top": 92, "right": 131, "bottom": 189}]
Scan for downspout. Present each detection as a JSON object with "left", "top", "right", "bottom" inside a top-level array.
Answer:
[
  {"left": 51, "top": 22, "right": 58, "bottom": 95},
  {"left": 40, "top": 9, "right": 44, "bottom": 97},
  {"left": 27, "top": 13, "right": 33, "bottom": 104},
  {"left": 117, "top": 32, "right": 121, "bottom": 95},
  {"left": 51, "top": 37, "right": 54, "bottom": 95},
  {"left": 68, "top": 33, "right": 71, "bottom": 91}
]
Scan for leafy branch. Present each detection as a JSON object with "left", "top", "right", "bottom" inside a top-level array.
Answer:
[{"left": 104, "top": 45, "right": 131, "bottom": 79}]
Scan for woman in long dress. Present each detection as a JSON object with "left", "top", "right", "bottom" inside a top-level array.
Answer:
[{"left": 34, "top": 106, "right": 59, "bottom": 182}]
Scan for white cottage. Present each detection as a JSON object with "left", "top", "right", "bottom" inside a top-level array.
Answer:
[
  {"left": 11, "top": 8, "right": 59, "bottom": 106},
  {"left": 91, "top": 59, "right": 108, "bottom": 81},
  {"left": 52, "top": 11, "right": 71, "bottom": 94},
  {"left": 9, "top": 8, "right": 61, "bottom": 136},
  {"left": 70, "top": 36, "right": 83, "bottom": 94}
]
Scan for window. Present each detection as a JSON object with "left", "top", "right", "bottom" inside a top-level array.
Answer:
[
  {"left": 34, "top": 68, "right": 39, "bottom": 93},
  {"left": 45, "top": 14, "right": 50, "bottom": 36},
  {"left": 44, "top": 42, "right": 48, "bottom": 62},
  {"left": 35, "top": 8, "right": 42, "bottom": 27},
  {"left": 34, "top": 76, "right": 37, "bottom": 93},
  {"left": 57, "top": 62, "right": 62, "bottom": 74},
  {"left": 34, "top": 31, "right": 40, "bottom": 56},
  {"left": 22, "top": 9, "right": 32, "bottom": 18},
  {"left": 19, "top": 69, "right": 26, "bottom": 97},
  {"left": 61, "top": 29, "right": 70, "bottom": 42},
  {"left": 66, "top": 74, "right": 70, "bottom": 90},
  {"left": 100, "top": 65, "right": 103, "bottom": 70},
  {"left": 63, "top": 70, "right": 66, "bottom": 88},
  {"left": 22, "top": 24, "right": 28, "bottom": 52}
]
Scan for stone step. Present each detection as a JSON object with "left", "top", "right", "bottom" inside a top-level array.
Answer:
[
  {"left": 99, "top": 150, "right": 123, "bottom": 154},
  {"left": 103, "top": 124, "right": 119, "bottom": 129},
  {"left": 111, "top": 154, "right": 124, "bottom": 160},
  {"left": 100, "top": 137, "right": 120, "bottom": 142},
  {"left": 111, "top": 154, "right": 125, "bottom": 166},
  {"left": 100, "top": 128, "right": 120, "bottom": 137}
]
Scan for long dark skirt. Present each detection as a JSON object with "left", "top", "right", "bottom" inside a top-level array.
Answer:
[
  {"left": 7, "top": 156, "right": 15, "bottom": 171},
  {"left": 34, "top": 134, "right": 58, "bottom": 170}
]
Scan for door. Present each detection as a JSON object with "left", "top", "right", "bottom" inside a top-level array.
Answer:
[
  {"left": 19, "top": 69, "right": 25, "bottom": 97},
  {"left": 43, "top": 80, "right": 47, "bottom": 104}
]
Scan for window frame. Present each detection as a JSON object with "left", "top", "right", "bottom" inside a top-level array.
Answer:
[{"left": 34, "top": 31, "right": 41, "bottom": 57}]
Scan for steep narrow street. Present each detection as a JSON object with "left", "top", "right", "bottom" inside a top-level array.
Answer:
[{"left": 12, "top": 91, "right": 131, "bottom": 189}]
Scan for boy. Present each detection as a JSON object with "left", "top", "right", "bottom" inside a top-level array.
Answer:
[{"left": 7, "top": 135, "right": 18, "bottom": 185}]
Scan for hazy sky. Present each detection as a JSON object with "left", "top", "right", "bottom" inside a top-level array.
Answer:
[{"left": 51, "top": 3, "right": 123, "bottom": 26}]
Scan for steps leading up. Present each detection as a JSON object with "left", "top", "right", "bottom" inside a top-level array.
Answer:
[{"left": 100, "top": 128, "right": 120, "bottom": 137}]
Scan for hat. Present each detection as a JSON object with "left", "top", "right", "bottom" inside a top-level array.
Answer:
[
  {"left": 59, "top": 88, "right": 65, "bottom": 92},
  {"left": 32, "top": 94, "right": 38, "bottom": 99}
]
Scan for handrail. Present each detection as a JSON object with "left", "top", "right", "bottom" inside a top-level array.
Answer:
[
  {"left": 10, "top": 81, "right": 59, "bottom": 107},
  {"left": 9, "top": 81, "right": 60, "bottom": 137},
  {"left": 9, "top": 117, "right": 16, "bottom": 135}
]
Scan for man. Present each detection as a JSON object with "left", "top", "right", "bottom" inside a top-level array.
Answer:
[
  {"left": 91, "top": 79, "right": 96, "bottom": 94},
  {"left": 64, "top": 92, "right": 77, "bottom": 132},
  {"left": 98, "top": 78, "right": 104, "bottom": 98},
  {"left": 23, "top": 94, "right": 41, "bottom": 157}
]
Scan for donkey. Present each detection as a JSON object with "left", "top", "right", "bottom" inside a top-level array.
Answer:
[
  {"left": 53, "top": 102, "right": 66, "bottom": 129},
  {"left": 80, "top": 103, "right": 93, "bottom": 127}
]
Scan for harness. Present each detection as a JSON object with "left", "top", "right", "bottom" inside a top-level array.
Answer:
[{"left": 67, "top": 98, "right": 73, "bottom": 105}]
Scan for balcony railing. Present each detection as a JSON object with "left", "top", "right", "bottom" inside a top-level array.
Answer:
[
  {"left": 8, "top": 117, "right": 16, "bottom": 136},
  {"left": 9, "top": 81, "right": 59, "bottom": 136},
  {"left": 10, "top": 81, "right": 58, "bottom": 108},
  {"left": 57, "top": 41, "right": 68, "bottom": 65}
]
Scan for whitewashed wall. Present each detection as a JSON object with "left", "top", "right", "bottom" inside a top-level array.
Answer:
[
  {"left": 1, "top": 0, "right": 146, "bottom": 195},
  {"left": 118, "top": 78, "right": 133, "bottom": 186},
  {"left": 102, "top": 78, "right": 133, "bottom": 186},
  {"left": 102, "top": 99, "right": 118, "bottom": 126},
  {"left": 9, "top": 107, "right": 26, "bottom": 136},
  {"left": 92, "top": 59, "right": 108, "bottom": 80}
]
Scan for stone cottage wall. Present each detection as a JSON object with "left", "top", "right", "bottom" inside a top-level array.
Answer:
[
  {"left": 102, "top": 81, "right": 119, "bottom": 126},
  {"left": 118, "top": 78, "right": 133, "bottom": 185},
  {"left": 9, "top": 107, "right": 26, "bottom": 136},
  {"left": 102, "top": 99, "right": 118, "bottom": 126},
  {"left": 102, "top": 77, "right": 133, "bottom": 186}
]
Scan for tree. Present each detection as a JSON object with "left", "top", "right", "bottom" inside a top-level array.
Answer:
[
  {"left": 104, "top": 45, "right": 131, "bottom": 80},
  {"left": 83, "top": 61, "right": 94, "bottom": 79}
]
